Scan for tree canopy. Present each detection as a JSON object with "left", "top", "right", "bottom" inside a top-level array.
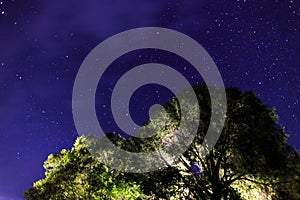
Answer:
[{"left": 24, "top": 85, "right": 300, "bottom": 200}]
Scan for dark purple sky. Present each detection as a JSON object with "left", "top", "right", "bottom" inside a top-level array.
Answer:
[{"left": 0, "top": 0, "right": 299, "bottom": 199}]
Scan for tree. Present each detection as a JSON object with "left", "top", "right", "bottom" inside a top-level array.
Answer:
[{"left": 24, "top": 84, "right": 299, "bottom": 199}]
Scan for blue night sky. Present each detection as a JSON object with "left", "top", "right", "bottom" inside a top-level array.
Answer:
[{"left": 0, "top": 0, "right": 299, "bottom": 199}]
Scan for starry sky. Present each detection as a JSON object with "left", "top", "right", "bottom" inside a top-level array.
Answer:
[{"left": 0, "top": 0, "right": 299, "bottom": 199}]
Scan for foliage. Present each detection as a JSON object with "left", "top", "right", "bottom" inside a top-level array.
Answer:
[
  {"left": 24, "top": 136, "right": 146, "bottom": 200},
  {"left": 24, "top": 84, "right": 300, "bottom": 200}
]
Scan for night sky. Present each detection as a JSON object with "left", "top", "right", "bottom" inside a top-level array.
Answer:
[{"left": 0, "top": 0, "right": 299, "bottom": 199}]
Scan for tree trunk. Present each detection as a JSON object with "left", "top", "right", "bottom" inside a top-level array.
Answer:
[{"left": 211, "top": 183, "right": 223, "bottom": 200}]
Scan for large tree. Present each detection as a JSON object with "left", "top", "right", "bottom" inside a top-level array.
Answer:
[{"left": 24, "top": 84, "right": 299, "bottom": 200}]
